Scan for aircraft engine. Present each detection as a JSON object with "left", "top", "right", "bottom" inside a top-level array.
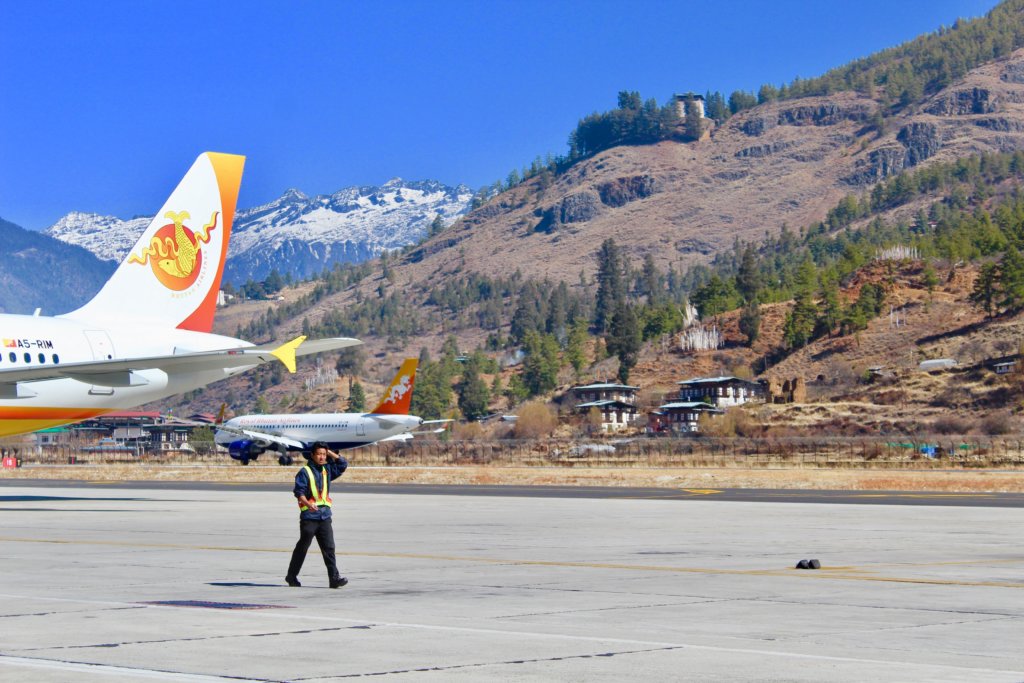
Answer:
[{"left": 227, "top": 440, "right": 264, "bottom": 465}]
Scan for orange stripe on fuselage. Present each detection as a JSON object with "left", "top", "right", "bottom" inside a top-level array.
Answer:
[{"left": 0, "top": 407, "right": 112, "bottom": 437}]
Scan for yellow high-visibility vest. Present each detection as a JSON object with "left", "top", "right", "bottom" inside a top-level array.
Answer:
[{"left": 298, "top": 465, "right": 332, "bottom": 511}]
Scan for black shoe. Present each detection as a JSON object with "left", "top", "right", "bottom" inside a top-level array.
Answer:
[
  {"left": 329, "top": 577, "right": 348, "bottom": 589},
  {"left": 285, "top": 576, "right": 301, "bottom": 587}
]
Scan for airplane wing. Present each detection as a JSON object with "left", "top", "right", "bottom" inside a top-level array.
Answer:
[
  {"left": 0, "top": 336, "right": 361, "bottom": 387},
  {"left": 412, "top": 426, "right": 450, "bottom": 435},
  {"left": 379, "top": 433, "right": 415, "bottom": 443},
  {"left": 216, "top": 423, "right": 306, "bottom": 450}
]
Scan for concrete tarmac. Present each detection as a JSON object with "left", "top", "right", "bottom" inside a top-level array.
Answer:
[{"left": 1, "top": 482, "right": 1023, "bottom": 681}]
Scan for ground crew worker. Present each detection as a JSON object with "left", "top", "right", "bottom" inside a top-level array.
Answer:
[{"left": 285, "top": 441, "right": 348, "bottom": 588}]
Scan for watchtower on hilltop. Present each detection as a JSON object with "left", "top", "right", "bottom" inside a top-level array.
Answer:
[{"left": 674, "top": 92, "right": 705, "bottom": 120}]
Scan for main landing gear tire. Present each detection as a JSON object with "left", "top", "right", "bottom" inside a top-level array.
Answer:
[{"left": 278, "top": 454, "right": 294, "bottom": 466}]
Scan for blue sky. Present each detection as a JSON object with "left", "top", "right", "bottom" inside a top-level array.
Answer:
[{"left": 0, "top": 0, "right": 1001, "bottom": 230}]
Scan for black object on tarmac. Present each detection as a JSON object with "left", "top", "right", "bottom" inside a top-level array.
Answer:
[{"left": 795, "top": 559, "right": 822, "bottom": 569}]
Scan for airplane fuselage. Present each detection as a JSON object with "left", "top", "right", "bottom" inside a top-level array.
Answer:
[
  {"left": 0, "top": 312, "right": 255, "bottom": 436},
  {"left": 216, "top": 412, "right": 424, "bottom": 453}
]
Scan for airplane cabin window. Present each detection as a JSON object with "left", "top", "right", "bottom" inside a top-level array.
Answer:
[
  {"left": 23, "top": 352, "right": 30, "bottom": 363},
  {"left": 52, "top": 354, "right": 59, "bottom": 364},
  {"left": 38, "top": 353, "right": 45, "bottom": 363},
  {"left": 9, "top": 352, "right": 15, "bottom": 362}
]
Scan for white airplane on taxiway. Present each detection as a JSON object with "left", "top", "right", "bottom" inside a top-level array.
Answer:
[{"left": 214, "top": 358, "right": 449, "bottom": 465}]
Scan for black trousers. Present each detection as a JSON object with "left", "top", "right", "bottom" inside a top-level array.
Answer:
[{"left": 287, "top": 517, "right": 341, "bottom": 580}]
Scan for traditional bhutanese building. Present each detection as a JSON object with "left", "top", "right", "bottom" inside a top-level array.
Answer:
[{"left": 572, "top": 382, "right": 639, "bottom": 433}]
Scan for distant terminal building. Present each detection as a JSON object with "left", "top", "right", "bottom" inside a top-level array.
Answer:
[{"left": 674, "top": 92, "right": 706, "bottom": 120}]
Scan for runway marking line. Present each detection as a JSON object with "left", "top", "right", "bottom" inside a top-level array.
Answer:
[
  {"left": 1, "top": 536, "right": 1022, "bottom": 589},
  {"left": 1, "top": 599, "right": 1023, "bottom": 680},
  {"left": 0, "top": 654, "right": 259, "bottom": 681}
]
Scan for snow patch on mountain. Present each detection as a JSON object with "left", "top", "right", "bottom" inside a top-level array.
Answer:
[
  {"left": 46, "top": 212, "right": 152, "bottom": 263},
  {"left": 44, "top": 180, "right": 474, "bottom": 283}
]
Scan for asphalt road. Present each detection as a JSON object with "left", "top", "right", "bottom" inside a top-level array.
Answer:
[{"left": 2, "top": 478, "right": 1023, "bottom": 507}]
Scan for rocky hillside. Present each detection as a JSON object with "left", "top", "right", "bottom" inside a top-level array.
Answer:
[
  {"left": 206, "top": 51, "right": 1024, "bottom": 345},
  {"left": 395, "top": 51, "right": 1024, "bottom": 286}
]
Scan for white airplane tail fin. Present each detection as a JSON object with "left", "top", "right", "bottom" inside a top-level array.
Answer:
[{"left": 61, "top": 152, "right": 245, "bottom": 332}]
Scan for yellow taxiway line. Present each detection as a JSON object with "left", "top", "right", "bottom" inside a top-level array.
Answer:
[{"left": 1, "top": 535, "right": 1022, "bottom": 589}]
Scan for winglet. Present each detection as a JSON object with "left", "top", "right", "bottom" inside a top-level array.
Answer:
[
  {"left": 271, "top": 336, "right": 307, "bottom": 373},
  {"left": 215, "top": 403, "right": 227, "bottom": 425}
]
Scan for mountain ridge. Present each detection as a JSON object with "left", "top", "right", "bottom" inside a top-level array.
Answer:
[
  {"left": 45, "top": 178, "right": 474, "bottom": 284},
  {"left": 0, "top": 217, "right": 115, "bottom": 315}
]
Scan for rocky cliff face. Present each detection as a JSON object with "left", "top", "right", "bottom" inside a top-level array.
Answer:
[{"left": 392, "top": 50, "right": 1024, "bottom": 288}]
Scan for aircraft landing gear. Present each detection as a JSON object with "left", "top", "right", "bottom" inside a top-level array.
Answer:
[{"left": 278, "top": 454, "right": 294, "bottom": 466}]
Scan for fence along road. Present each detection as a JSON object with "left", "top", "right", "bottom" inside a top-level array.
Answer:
[{"left": 7, "top": 436, "right": 1024, "bottom": 469}]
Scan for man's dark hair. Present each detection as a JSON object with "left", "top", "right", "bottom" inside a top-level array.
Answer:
[{"left": 305, "top": 441, "right": 330, "bottom": 461}]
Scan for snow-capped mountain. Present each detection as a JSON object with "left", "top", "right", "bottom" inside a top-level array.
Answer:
[
  {"left": 45, "top": 179, "right": 474, "bottom": 284},
  {"left": 46, "top": 212, "right": 152, "bottom": 263}
]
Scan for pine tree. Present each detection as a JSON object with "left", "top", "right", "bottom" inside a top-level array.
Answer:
[
  {"left": 504, "top": 373, "right": 529, "bottom": 406},
  {"left": 757, "top": 83, "right": 779, "bottom": 103},
  {"left": 692, "top": 274, "right": 737, "bottom": 319},
  {"left": 456, "top": 361, "right": 490, "bottom": 421},
  {"left": 607, "top": 304, "right": 642, "bottom": 383},
  {"left": 594, "top": 238, "right": 626, "bottom": 333},
  {"left": 348, "top": 381, "right": 366, "bottom": 412},
  {"left": 738, "top": 303, "right": 761, "bottom": 347},
  {"left": 521, "top": 331, "right": 560, "bottom": 396},
  {"left": 921, "top": 261, "right": 939, "bottom": 300},
  {"left": 409, "top": 359, "right": 452, "bottom": 420},
  {"left": 641, "top": 253, "right": 662, "bottom": 304},
  {"left": 783, "top": 258, "right": 819, "bottom": 348},
  {"left": 817, "top": 274, "right": 842, "bottom": 337},
  {"left": 429, "top": 214, "right": 445, "bottom": 237},
  {"left": 565, "top": 320, "right": 589, "bottom": 375},
  {"left": 971, "top": 262, "right": 999, "bottom": 316},
  {"left": 736, "top": 246, "right": 761, "bottom": 304},
  {"left": 617, "top": 90, "right": 642, "bottom": 110},
  {"left": 999, "top": 245, "right": 1024, "bottom": 312}
]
